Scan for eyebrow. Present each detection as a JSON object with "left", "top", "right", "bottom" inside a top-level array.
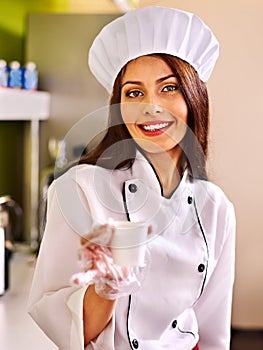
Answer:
[{"left": 121, "top": 74, "right": 176, "bottom": 89}]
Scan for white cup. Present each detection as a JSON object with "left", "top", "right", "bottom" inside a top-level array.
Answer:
[{"left": 110, "top": 221, "right": 148, "bottom": 266}]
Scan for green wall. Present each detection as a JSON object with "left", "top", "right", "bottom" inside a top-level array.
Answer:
[
  {"left": 0, "top": 122, "right": 24, "bottom": 203},
  {"left": 0, "top": 0, "right": 69, "bottom": 62}
]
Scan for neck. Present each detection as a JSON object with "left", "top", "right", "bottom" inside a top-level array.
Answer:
[{"left": 143, "top": 147, "right": 183, "bottom": 198}]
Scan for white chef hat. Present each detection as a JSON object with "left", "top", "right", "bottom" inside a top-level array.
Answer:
[{"left": 88, "top": 6, "right": 219, "bottom": 93}]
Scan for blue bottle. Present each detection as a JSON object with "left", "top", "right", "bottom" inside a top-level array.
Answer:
[
  {"left": 23, "top": 62, "right": 38, "bottom": 90},
  {"left": 8, "top": 61, "right": 23, "bottom": 89},
  {"left": 0, "top": 59, "right": 8, "bottom": 88}
]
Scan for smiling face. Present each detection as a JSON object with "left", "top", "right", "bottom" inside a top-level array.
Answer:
[{"left": 120, "top": 55, "right": 188, "bottom": 158}]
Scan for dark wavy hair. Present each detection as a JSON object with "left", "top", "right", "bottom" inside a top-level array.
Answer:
[{"left": 79, "top": 54, "right": 209, "bottom": 180}]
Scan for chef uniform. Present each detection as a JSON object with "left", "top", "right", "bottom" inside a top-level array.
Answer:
[
  {"left": 28, "top": 151, "right": 235, "bottom": 350},
  {"left": 28, "top": 6, "right": 236, "bottom": 350}
]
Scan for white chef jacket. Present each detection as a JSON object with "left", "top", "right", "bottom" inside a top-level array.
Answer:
[{"left": 28, "top": 151, "right": 236, "bottom": 350}]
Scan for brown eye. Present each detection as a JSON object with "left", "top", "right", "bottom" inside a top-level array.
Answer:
[
  {"left": 162, "top": 84, "right": 179, "bottom": 92},
  {"left": 126, "top": 90, "right": 143, "bottom": 98}
]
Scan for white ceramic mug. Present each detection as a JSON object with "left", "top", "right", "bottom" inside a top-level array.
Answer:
[{"left": 110, "top": 221, "right": 148, "bottom": 266}]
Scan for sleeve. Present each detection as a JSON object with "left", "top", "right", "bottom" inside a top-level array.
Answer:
[
  {"left": 194, "top": 202, "right": 236, "bottom": 350},
  {"left": 27, "top": 170, "right": 94, "bottom": 350}
]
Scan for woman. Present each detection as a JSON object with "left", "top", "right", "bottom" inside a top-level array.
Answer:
[{"left": 28, "top": 6, "right": 236, "bottom": 350}]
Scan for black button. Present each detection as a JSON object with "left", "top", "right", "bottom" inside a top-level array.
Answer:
[
  {"left": 172, "top": 320, "right": 177, "bottom": 328},
  {"left": 132, "top": 339, "right": 139, "bottom": 349},
  {"left": 187, "top": 196, "right": 193, "bottom": 204},
  {"left": 198, "top": 263, "right": 205, "bottom": 272},
  {"left": 128, "top": 183, "right": 137, "bottom": 193}
]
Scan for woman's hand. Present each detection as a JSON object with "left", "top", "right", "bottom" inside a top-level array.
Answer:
[{"left": 71, "top": 222, "right": 149, "bottom": 300}]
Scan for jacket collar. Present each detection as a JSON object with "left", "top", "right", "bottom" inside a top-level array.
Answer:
[{"left": 130, "top": 150, "right": 189, "bottom": 199}]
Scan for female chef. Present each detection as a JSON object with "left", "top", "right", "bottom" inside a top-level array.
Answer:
[{"left": 28, "top": 6, "right": 236, "bottom": 350}]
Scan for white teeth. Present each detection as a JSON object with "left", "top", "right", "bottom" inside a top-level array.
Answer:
[{"left": 142, "top": 122, "right": 169, "bottom": 131}]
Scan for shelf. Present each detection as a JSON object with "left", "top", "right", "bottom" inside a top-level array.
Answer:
[
  {"left": 0, "top": 88, "right": 50, "bottom": 248},
  {"left": 0, "top": 89, "right": 50, "bottom": 120}
]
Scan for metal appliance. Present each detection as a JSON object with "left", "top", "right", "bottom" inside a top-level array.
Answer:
[{"left": 0, "top": 195, "right": 23, "bottom": 295}]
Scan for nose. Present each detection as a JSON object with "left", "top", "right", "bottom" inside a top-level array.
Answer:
[{"left": 142, "top": 103, "right": 163, "bottom": 116}]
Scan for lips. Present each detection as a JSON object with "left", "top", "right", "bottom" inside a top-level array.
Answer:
[{"left": 138, "top": 121, "right": 173, "bottom": 136}]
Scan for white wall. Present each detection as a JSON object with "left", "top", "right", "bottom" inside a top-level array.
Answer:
[{"left": 27, "top": 0, "right": 263, "bottom": 329}]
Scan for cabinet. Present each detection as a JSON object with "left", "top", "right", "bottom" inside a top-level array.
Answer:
[{"left": 0, "top": 89, "right": 50, "bottom": 248}]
